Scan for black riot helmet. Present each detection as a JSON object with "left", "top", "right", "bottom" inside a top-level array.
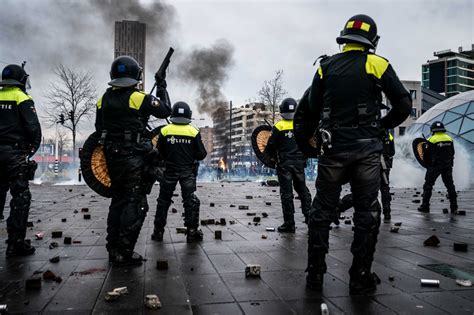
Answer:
[
  {"left": 279, "top": 98, "right": 298, "bottom": 119},
  {"left": 0, "top": 64, "right": 29, "bottom": 88},
  {"left": 109, "top": 56, "right": 143, "bottom": 87},
  {"left": 170, "top": 101, "right": 192, "bottom": 124},
  {"left": 336, "top": 14, "right": 380, "bottom": 50},
  {"left": 431, "top": 121, "right": 446, "bottom": 133}
]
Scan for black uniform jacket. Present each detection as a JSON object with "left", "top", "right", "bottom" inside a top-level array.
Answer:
[
  {"left": 158, "top": 123, "right": 207, "bottom": 169},
  {"left": 265, "top": 119, "right": 306, "bottom": 168},
  {"left": 309, "top": 43, "right": 412, "bottom": 146},
  {"left": 426, "top": 132, "right": 455, "bottom": 168},
  {"left": 0, "top": 86, "right": 41, "bottom": 153},
  {"left": 95, "top": 87, "right": 171, "bottom": 138}
]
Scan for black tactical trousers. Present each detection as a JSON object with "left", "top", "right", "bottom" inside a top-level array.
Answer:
[
  {"left": 308, "top": 143, "right": 382, "bottom": 274},
  {"left": 155, "top": 168, "right": 200, "bottom": 231},
  {"left": 0, "top": 147, "right": 31, "bottom": 242},
  {"left": 380, "top": 166, "right": 391, "bottom": 213},
  {"left": 422, "top": 166, "right": 457, "bottom": 210},
  {"left": 105, "top": 147, "right": 149, "bottom": 255},
  {"left": 276, "top": 164, "right": 312, "bottom": 224}
]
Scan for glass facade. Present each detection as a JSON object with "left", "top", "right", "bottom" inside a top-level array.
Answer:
[{"left": 409, "top": 91, "right": 474, "bottom": 151}]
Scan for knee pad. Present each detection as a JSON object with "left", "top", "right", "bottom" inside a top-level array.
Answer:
[{"left": 11, "top": 189, "right": 31, "bottom": 211}]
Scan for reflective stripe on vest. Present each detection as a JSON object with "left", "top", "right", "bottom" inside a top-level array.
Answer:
[
  {"left": 0, "top": 86, "right": 32, "bottom": 104},
  {"left": 429, "top": 132, "right": 453, "bottom": 144},
  {"left": 161, "top": 123, "right": 199, "bottom": 138},
  {"left": 275, "top": 119, "right": 293, "bottom": 131}
]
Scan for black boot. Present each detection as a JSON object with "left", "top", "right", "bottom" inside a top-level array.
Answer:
[
  {"left": 349, "top": 267, "right": 377, "bottom": 295},
  {"left": 186, "top": 228, "right": 203, "bottom": 243},
  {"left": 6, "top": 239, "right": 35, "bottom": 258},
  {"left": 112, "top": 250, "right": 143, "bottom": 267},
  {"left": 306, "top": 252, "right": 326, "bottom": 291},
  {"left": 418, "top": 204, "right": 430, "bottom": 213},
  {"left": 278, "top": 222, "right": 295, "bottom": 233},
  {"left": 151, "top": 229, "right": 164, "bottom": 242}
]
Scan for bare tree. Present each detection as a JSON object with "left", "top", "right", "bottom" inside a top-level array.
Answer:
[
  {"left": 44, "top": 64, "right": 96, "bottom": 160},
  {"left": 257, "top": 69, "right": 287, "bottom": 123}
]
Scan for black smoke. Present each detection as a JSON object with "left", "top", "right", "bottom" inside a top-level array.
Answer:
[{"left": 177, "top": 39, "right": 235, "bottom": 119}]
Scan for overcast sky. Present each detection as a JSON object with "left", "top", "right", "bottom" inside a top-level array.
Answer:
[{"left": 0, "top": 0, "right": 472, "bottom": 138}]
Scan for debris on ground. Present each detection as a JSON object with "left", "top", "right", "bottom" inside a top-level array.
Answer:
[
  {"left": 81, "top": 208, "right": 89, "bottom": 213},
  {"left": 239, "top": 205, "right": 249, "bottom": 210},
  {"left": 51, "top": 231, "right": 62, "bottom": 238},
  {"left": 423, "top": 235, "right": 440, "bottom": 247},
  {"left": 210, "top": 203, "right": 215, "bottom": 207},
  {"left": 265, "top": 202, "right": 271, "bottom": 206},
  {"left": 390, "top": 227, "right": 399, "bottom": 233},
  {"left": 156, "top": 260, "right": 169, "bottom": 270},
  {"left": 64, "top": 237, "right": 72, "bottom": 245},
  {"left": 253, "top": 217, "right": 261, "bottom": 223},
  {"left": 320, "top": 303, "right": 329, "bottom": 315},
  {"left": 49, "top": 242, "right": 59, "bottom": 249},
  {"left": 230, "top": 204, "right": 236, "bottom": 208},
  {"left": 42, "top": 270, "right": 57, "bottom": 281},
  {"left": 49, "top": 256, "right": 60, "bottom": 263},
  {"left": 215, "top": 230, "right": 222, "bottom": 240},
  {"left": 456, "top": 279, "right": 472, "bottom": 287},
  {"left": 420, "top": 279, "right": 440, "bottom": 287},
  {"left": 262, "top": 212, "right": 269, "bottom": 218},
  {"left": 25, "top": 277, "right": 41, "bottom": 290},
  {"left": 220, "top": 218, "right": 226, "bottom": 225},
  {"left": 372, "top": 272, "right": 381, "bottom": 284},
  {"left": 453, "top": 242, "right": 468, "bottom": 252},
  {"left": 394, "top": 222, "right": 402, "bottom": 227},
  {"left": 229, "top": 220, "right": 236, "bottom": 225},
  {"left": 73, "top": 210, "right": 78, "bottom": 214},
  {"left": 73, "top": 240, "right": 82, "bottom": 244},
  {"left": 27, "top": 221, "right": 34, "bottom": 227},
  {"left": 83, "top": 214, "right": 91, "bottom": 220},
  {"left": 261, "top": 234, "right": 267, "bottom": 239},
  {"left": 144, "top": 294, "right": 162, "bottom": 309},
  {"left": 245, "top": 195, "right": 253, "bottom": 199},
  {"left": 442, "top": 208, "right": 449, "bottom": 214},
  {"left": 105, "top": 291, "right": 120, "bottom": 302},
  {"left": 35, "top": 232, "right": 44, "bottom": 240},
  {"left": 245, "top": 264, "right": 261, "bottom": 278},
  {"left": 266, "top": 227, "right": 275, "bottom": 232},
  {"left": 171, "top": 208, "right": 178, "bottom": 213},
  {"left": 344, "top": 220, "right": 352, "bottom": 225},
  {"left": 456, "top": 210, "right": 466, "bottom": 215},
  {"left": 412, "top": 200, "right": 421, "bottom": 204},
  {"left": 389, "top": 275, "right": 395, "bottom": 281}
]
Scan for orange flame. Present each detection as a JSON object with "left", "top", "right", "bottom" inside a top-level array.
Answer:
[{"left": 218, "top": 158, "right": 227, "bottom": 171}]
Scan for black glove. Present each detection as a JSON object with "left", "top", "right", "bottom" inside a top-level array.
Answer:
[{"left": 155, "top": 76, "right": 167, "bottom": 90}]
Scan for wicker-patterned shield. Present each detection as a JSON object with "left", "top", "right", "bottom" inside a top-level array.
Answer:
[
  {"left": 294, "top": 87, "right": 319, "bottom": 158},
  {"left": 412, "top": 137, "right": 430, "bottom": 168},
  {"left": 80, "top": 132, "right": 112, "bottom": 198},
  {"left": 251, "top": 125, "right": 276, "bottom": 169}
]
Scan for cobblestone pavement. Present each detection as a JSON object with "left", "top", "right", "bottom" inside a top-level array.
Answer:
[{"left": 0, "top": 181, "right": 473, "bottom": 314}]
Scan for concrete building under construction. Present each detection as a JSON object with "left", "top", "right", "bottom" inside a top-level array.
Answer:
[{"left": 114, "top": 20, "right": 146, "bottom": 87}]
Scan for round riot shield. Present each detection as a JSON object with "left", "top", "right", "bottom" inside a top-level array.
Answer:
[
  {"left": 294, "top": 87, "right": 319, "bottom": 158},
  {"left": 251, "top": 125, "right": 276, "bottom": 169},
  {"left": 412, "top": 137, "right": 430, "bottom": 168},
  {"left": 79, "top": 132, "right": 112, "bottom": 198}
]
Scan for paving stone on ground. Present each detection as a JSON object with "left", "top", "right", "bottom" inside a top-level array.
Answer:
[{"left": 0, "top": 182, "right": 473, "bottom": 314}]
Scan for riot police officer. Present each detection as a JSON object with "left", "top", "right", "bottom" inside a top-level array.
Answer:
[
  {"left": 265, "top": 98, "right": 312, "bottom": 232},
  {"left": 418, "top": 121, "right": 457, "bottom": 213},
  {"left": 380, "top": 129, "right": 395, "bottom": 222},
  {"left": 305, "top": 15, "right": 412, "bottom": 294},
  {"left": 0, "top": 64, "right": 41, "bottom": 257},
  {"left": 152, "top": 102, "right": 207, "bottom": 243},
  {"left": 95, "top": 56, "right": 171, "bottom": 266}
]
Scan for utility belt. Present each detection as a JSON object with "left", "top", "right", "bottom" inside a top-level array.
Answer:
[
  {"left": 98, "top": 130, "right": 149, "bottom": 146},
  {"left": 315, "top": 127, "right": 381, "bottom": 156}
]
